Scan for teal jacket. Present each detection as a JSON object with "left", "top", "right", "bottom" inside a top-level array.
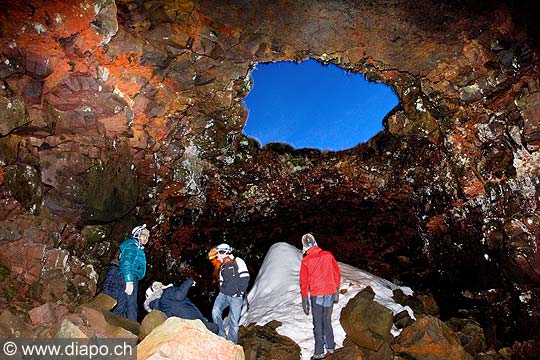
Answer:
[{"left": 119, "top": 237, "right": 146, "bottom": 282}]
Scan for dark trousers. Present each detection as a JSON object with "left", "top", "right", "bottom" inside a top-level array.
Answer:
[
  {"left": 103, "top": 265, "right": 139, "bottom": 322},
  {"left": 123, "top": 275, "right": 139, "bottom": 321},
  {"left": 311, "top": 298, "right": 335, "bottom": 356},
  {"left": 203, "top": 319, "right": 219, "bottom": 334}
]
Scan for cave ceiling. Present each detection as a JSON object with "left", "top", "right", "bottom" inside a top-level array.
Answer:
[{"left": 1, "top": 0, "right": 540, "bottom": 343}]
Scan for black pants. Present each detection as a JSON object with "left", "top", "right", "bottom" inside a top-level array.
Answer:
[{"left": 102, "top": 265, "right": 139, "bottom": 322}]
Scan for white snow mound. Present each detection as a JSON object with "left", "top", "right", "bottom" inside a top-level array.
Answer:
[{"left": 239, "top": 242, "right": 414, "bottom": 360}]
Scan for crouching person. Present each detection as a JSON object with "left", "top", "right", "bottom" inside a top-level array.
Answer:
[{"left": 143, "top": 278, "right": 219, "bottom": 334}]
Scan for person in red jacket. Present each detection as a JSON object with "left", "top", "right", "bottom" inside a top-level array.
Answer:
[{"left": 300, "top": 233, "right": 341, "bottom": 360}]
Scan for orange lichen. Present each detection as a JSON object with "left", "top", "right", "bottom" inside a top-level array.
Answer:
[
  {"left": 425, "top": 215, "right": 448, "bottom": 233},
  {"left": 198, "top": 13, "right": 240, "bottom": 38},
  {"left": 73, "top": 27, "right": 105, "bottom": 53},
  {"left": 34, "top": 1, "right": 96, "bottom": 39},
  {"left": 462, "top": 178, "right": 486, "bottom": 197},
  {"left": 116, "top": 80, "right": 142, "bottom": 98},
  {"left": 160, "top": 183, "right": 186, "bottom": 199}
]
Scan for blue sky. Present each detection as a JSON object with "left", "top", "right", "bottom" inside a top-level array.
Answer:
[{"left": 242, "top": 58, "right": 399, "bottom": 151}]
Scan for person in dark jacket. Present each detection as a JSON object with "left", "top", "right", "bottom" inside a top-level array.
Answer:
[
  {"left": 300, "top": 233, "right": 341, "bottom": 360},
  {"left": 103, "top": 224, "right": 149, "bottom": 322},
  {"left": 208, "top": 243, "right": 250, "bottom": 344},
  {"left": 143, "top": 278, "right": 218, "bottom": 334}
]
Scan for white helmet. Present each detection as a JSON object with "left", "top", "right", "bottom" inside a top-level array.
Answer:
[
  {"left": 132, "top": 224, "right": 149, "bottom": 239},
  {"left": 145, "top": 281, "right": 164, "bottom": 299},
  {"left": 302, "top": 233, "right": 317, "bottom": 254},
  {"left": 215, "top": 243, "right": 233, "bottom": 255}
]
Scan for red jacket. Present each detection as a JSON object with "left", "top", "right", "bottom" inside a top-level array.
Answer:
[{"left": 300, "top": 246, "right": 341, "bottom": 298}]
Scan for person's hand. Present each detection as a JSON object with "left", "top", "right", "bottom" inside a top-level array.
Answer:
[
  {"left": 334, "top": 288, "right": 340, "bottom": 304},
  {"left": 302, "top": 297, "right": 310, "bottom": 315},
  {"left": 125, "top": 281, "right": 134, "bottom": 296}
]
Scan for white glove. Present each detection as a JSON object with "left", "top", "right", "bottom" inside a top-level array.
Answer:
[{"left": 125, "top": 281, "right": 134, "bottom": 296}]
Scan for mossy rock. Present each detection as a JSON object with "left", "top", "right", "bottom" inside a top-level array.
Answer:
[
  {"left": 80, "top": 162, "right": 138, "bottom": 222},
  {"left": 264, "top": 142, "right": 295, "bottom": 154},
  {"left": 0, "top": 135, "right": 22, "bottom": 165},
  {"left": 340, "top": 286, "right": 394, "bottom": 351},
  {"left": 0, "top": 95, "right": 29, "bottom": 136},
  {"left": 44, "top": 160, "right": 138, "bottom": 225},
  {"left": 293, "top": 147, "right": 321, "bottom": 157},
  {"left": 81, "top": 225, "right": 112, "bottom": 247},
  {"left": 238, "top": 135, "right": 261, "bottom": 152},
  {"left": 4, "top": 163, "right": 42, "bottom": 213}
]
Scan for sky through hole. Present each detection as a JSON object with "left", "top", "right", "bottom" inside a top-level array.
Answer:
[{"left": 242, "top": 58, "right": 399, "bottom": 151}]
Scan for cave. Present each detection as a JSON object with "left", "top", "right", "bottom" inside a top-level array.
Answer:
[{"left": 0, "top": 0, "right": 539, "bottom": 357}]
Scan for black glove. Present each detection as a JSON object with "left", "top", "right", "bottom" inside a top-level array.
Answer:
[
  {"left": 334, "top": 288, "right": 340, "bottom": 304},
  {"left": 302, "top": 297, "right": 310, "bottom": 315}
]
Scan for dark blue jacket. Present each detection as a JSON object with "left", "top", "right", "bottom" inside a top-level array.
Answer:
[{"left": 148, "top": 278, "right": 206, "bottom": 321}]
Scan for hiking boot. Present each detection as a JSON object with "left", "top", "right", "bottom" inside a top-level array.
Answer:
[{"left": 311, "top": 354, "right": 325, "bottom": 360}]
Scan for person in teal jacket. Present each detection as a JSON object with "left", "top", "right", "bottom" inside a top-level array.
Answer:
[{"left": 104, "top": 224, "right": 149, "bottom": 321}]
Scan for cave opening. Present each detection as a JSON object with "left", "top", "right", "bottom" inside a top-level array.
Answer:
[{"left": 242, "top": 58, "right": 399, "bottom": 151}]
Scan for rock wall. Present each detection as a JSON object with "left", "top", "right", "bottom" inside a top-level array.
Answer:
[{"left": 0, "top": 0, "right": 539, "bottom": 348}]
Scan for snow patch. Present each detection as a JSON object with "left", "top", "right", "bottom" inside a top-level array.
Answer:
[{"left": 240, "top": 242, "right": 414, "bottom": 360}]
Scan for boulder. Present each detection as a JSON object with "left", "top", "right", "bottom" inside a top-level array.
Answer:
[
  {"left": 40, "top": 248, "right": 98, "bottom": 303},
  {"left": 80, "top": 304, "right": 139, "bottom": 338},
  {"left": 446, "top": 317, "right": 487, "bottom": 356},
  {"left": 29, "top": 302, "right": 69, "bottom": 327},
  {"left": 137, "top": 317, "right": 244, "bottom": 360},
  {"left": 55, "top": 319, "right": 89, "bottom": 338},
  {"left": 0, "top": 95, "right": 29, "bottom": 136},
  {"left": 357, "top": 341, "right": 395, "bottom": 360},
  {"left": 393, "top": 309, "right": 415, "bottom": 329},
  {"left": 474, "top": 348, "right": 512, "bottom": 360},
  {"left": 238, "top": 320, "right": 300, "bottom": 360},
  {"left": 511, "top": 339, "right": 540, "bottom": 360},
  {"left": 340, "top": 286, "right": 393, "bottom": 351},
  {"left": 0, "top": 309, "right": 33, "bottom": 338},
  {"left": 85, "top": 293, "right": 117, "bottom": 311},
  {"left": 329, "top": 344, "right": 366, "bottom": 360},
  {"left": 326, "top": 338, "right": 365, "bottom": 359},
  {"left": 40, "top": 144, "right": 139, "bottom": 225},
  {"left": 2, "top": 164, "right": 42, "bottom": 213},
  {"left": 140, "top": 310, "right": 168, "bottom": 341},
  {"left": 393, "top": 288, "right": 439, "bottom": 317},
  {"left": 392, "top": 315, "right": 472, "bottom": 360}
]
